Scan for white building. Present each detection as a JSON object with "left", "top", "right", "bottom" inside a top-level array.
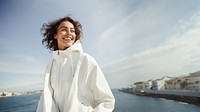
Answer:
[
  {"left": 144, "top": 80, "right": 153, "bottom": 90},
  {"left": 134, "top": 81, "right": 145, "bottom": 91},
  {"left": 0, "top": 92, "right": 3, "bottom": 97},
  {"left": 184, "top": 75, "right": 200, "bottom": 91},
  {"left": 165, "top": 79, "right": 175, "bottom": 90},
  {"left": 5, "top": 92, "right": 13, "bottom": 96},
  {"left": 152, "top": 76, "right": 171, "bottom": 90}
]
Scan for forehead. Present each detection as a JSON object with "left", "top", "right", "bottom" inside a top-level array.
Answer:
[{"left": 58, "top": 21, "right": 74, "bottom": 29}]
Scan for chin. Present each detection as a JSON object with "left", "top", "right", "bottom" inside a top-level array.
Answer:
[{"left": 65, "top": 44, "right": 73, "bottom": 48}]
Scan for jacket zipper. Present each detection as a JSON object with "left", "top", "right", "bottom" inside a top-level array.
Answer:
[{"left": 57, "top": 51, "right": 62, "bottom": 111}]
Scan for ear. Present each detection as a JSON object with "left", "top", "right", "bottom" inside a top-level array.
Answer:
[{"left": 54, "top": 34, "right": 57, "bottom": 39}]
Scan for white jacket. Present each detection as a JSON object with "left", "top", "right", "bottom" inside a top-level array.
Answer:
[{"left": 36, "top": 41, "right": 115, "bottom": 112}]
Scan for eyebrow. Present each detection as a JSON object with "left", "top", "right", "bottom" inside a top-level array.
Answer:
[{"left": 59, "top": 26, "right": 75, "bottom": 30}]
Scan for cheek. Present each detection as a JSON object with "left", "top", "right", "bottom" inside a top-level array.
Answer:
[
  {"left": 55, "top": 32, "right": 65, "bottom": 39},
  {"left": 58, "top": 32, "right": 64, "bottom": 37},
  {"left": 73, "top": 34, "right": 77, "bottom": 39}
]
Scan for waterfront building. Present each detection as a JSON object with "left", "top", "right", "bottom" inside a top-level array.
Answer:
[
  {"left": 152, "top": 76, "right": 171, "bottom": 90},
  {"left": 171, "top": 77, "right": 184, "bottom": 90},
  {"left": 130, "top": 70, "right": 200, "bottom": 92},
  {"left": 129, "top": 84, "right": 136, "bottom": 91},
  {"left": 0, "top": 92, "right": 3, "bottom": 97},
  {"left": 165, "top": 79, "right": 175, "bottom": 90},
  {"left": 144, "top": 80, "right": 153, "bottom": 90},
  {"left": 134, "top": 81, "right": 145, "bottom": 91},
  {"left": 3, "top": 92, "right": 12, "bottom": 97},
  {"left": 183, "top": 74, "right": 200, "bottom": 91},
  {"left": 164, "top": 74, "right": 200, "bottom": 91},
  {"left": 164, "top": 76, "right": 189, "bottom": 90}
]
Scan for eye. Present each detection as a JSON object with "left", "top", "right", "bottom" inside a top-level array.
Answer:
[{"left": 71, "top": 29, "right": 75, "bottom": 33}]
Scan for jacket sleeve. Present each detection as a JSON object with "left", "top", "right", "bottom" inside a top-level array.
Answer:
[
  {"left": 89, "top": 64, "right": 115, "bottom": 112},
  {"left": 36, "top": 60, "right": 59, "bottom": 112},
  {"left": 36, "top": 93, "right": 44, "bottom": 112}
]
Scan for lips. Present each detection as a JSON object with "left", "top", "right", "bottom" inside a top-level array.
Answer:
[{"left": 63, "top": 37, "right": 72, "bottom": 41}]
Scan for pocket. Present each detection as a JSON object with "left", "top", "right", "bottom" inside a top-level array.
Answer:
[
  {"left": 80, "top": 102, "right": 93, "bottom": 112},
  {"left": 79, "top": 96, "right": 94, "bottom": 112}
]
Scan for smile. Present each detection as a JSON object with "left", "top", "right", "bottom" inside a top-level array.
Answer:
[{"left": 63, "top": 37, "right": 72, "bottom": 41}]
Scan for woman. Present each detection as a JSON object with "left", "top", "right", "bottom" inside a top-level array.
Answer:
[{"left": 36, "top": 16, "right": 115, "bottom": 112}]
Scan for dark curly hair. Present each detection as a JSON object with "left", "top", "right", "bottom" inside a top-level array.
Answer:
[{"left": 41, "top": 16, "right": 82, "bottom": 51}]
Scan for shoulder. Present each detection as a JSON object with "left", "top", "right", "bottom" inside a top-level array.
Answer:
[
  {"left": 46, "top": 59, "right": 54, "bottom": 69},
  {"left": 80, "top": 52, "right": 98, "bottom": 66},
  {"left": 44, "top": 59, "right": 54, "bottom": 73}
]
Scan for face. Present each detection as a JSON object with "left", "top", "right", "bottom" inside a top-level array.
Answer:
[{"left": 54, "top": 21, "right": 76, "bottom": 50}]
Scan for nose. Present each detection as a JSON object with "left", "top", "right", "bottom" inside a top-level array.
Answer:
[{"left": 66, "top": 29, "right": 71, "bottom": 35}]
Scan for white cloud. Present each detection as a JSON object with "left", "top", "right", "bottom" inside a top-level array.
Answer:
[
  {"left": 1, "top": 0, "right": 200, "bottom": 90},
  {"left": 1, "top": 82, "right": 43, "bottom": 92},
  {"left": 103, "top": 11, "right": 200, "bottom": 88},
  {"left": 0, "top": 55, "right": 45, "bottom": 74},
  {"left": 96, "top": 1, "right": 180, "bottom": 65}
]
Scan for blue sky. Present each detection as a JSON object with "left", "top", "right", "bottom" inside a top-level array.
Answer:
[{"left": 0, "top": 0, "right": 200, "bottom": 91}]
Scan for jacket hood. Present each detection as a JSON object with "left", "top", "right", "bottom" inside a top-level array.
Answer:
[{"left": 52, "top": 40, "right": 83, "bottom": 59}]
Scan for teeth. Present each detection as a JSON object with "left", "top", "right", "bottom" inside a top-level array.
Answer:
[{"left": 64, "top": 38, "right": 72, "bottom": 40}]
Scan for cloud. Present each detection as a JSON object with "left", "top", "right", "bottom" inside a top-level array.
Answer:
[
  {"left": 0, "top": 54, "right": 45, "bottom": 74},
  {"left": 95, "top": 0, "right": 200, "bottom": 67},
  {"left": 1, "top": 82, "right": 43, "bottom": 92},
  {"left": 103, "top": 11, "right": 200, "bottom": 88},
  {"left": 96, "top": 1, "right": 179, "bottom": 65},
  {"left": 1, "top": 0, "right": 200, "bottom": 90}
]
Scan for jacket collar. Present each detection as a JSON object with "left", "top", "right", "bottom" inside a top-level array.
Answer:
[{"left": 52, "top": 40, "right": 83, "bottom": 59}]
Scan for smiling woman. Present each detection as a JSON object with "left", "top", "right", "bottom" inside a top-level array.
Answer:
[
  {"left": 36, "top": 16, "right": 115, "bottom": 112},
  {"left": 41, "top": 16, "right": 82, "bottom": 51},
  {"left": 1, "top": 1, "right": 200, "bottom": 109},
  {"left": 54, "top": 21, "right": 77, "bottom": 50}
]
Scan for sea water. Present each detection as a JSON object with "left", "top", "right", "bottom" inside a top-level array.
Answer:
[{"left": 0, "top": 89, "right": 200, "bottom": 112}]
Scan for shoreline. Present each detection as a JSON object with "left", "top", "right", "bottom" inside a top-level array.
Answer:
[{"left": 119, "top": 89, "right": 200, "bottom": 106}]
